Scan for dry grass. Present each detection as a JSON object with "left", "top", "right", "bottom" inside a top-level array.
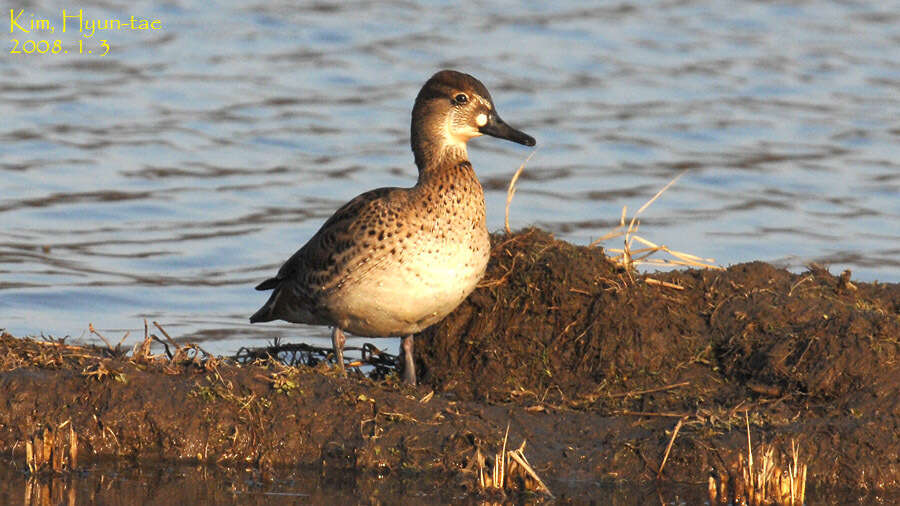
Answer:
[
  {"left": 504, "top": 149, "right": 538, "bottom": 234},
  {"left": 708, "top": 413, "right": 807, "bottom": 505},
  {"left": 657, "top": 416, "right": 687, "bottom": 478},
  {"left": 591, "top": 170, "right": 723, "bottom": 272},
  {"left": 474, "top": 423, "right": 553, "bottom": 498},
  {"left": 25, "top": 420, "right": 78, "bottom": 474},
  {"left": 4, "top": 321, "right": 223, "bottom": 379},
  {"left": 503, "top": 162, "right": 721, "bottom": 275}
]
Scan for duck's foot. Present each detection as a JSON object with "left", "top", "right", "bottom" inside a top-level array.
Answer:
[
  {"left": 401, "top": 334, "right": 416, "bottom": 386},
  {"left": 331, "top": 327, "right": 347, "bottom": 376}
]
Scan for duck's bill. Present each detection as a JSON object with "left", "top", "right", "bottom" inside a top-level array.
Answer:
[{"left": 480, "top": 113, "right": 536, "bottom": 146}]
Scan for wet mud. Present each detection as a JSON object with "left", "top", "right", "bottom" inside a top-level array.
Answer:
[{"left": 1, "top": 229, "right": 898, "bottom": 502}]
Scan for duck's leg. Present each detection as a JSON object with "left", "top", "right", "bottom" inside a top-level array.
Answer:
[
  {"left": 331, "top": 327, "right": 346, "bottom": 375},
  {"left": 401, "top": 334, "right": 416, "bottom": 386}
]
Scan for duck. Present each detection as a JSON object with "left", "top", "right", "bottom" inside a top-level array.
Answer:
[{"left": 250, "top": 70, "right": 535, "bottom": 385}]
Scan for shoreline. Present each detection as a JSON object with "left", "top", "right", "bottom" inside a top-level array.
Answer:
[{"left": 2, "top": 229, "right": 898, "bottom": 502}]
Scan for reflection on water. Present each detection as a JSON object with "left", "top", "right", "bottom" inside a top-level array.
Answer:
[
  {"left": 0, "top": 459, "right": 743, "bottom": 505},
  {"left": 1, "top": 0, "right": 898, "bottom": 352},
  {"left": 2, "top": 459, "right": 889, "bottom": 505},
  {"left": 2, "top": 461, "right": 454, "bottom": 505}
]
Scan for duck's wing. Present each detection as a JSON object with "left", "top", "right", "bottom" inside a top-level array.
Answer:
[
  {"left": 252, "top": 185, "right": 410, "bottom": 306},
  {"left": 251, "top": 187, "right": 405, "bottom": 323}
]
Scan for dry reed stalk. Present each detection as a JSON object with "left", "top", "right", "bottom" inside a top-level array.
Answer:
[
  {"left": 589, "top": 206, "right": 629, "bottom": 245},
  {"left": 130, "top": 319, "right": 155, "bottom": 361},
  {"left": 504, "top": 149, "right": 538, "bottom": 234},
  {"left": 153, "top": 320, "right": 181, "bottom": 353},
  {"left": 746, "top": 412, "right": 754, "bottom": 493},
  {"left": 657, "top": 416, "right": 687, "bottom": 478},
  {"left": 608, "top": 381, "right": 691, "bottom": 398},
  {"left": 476, "top": 423, "right": 553, "bottom": 498},
  {"left": 591, "top": 170, "right": 723, "bottom": 272},
  {"left": 789, "top": 439, "right": 807, "bottom": 504},
  {"left": 613, "top": 410, "right": 693, "bottom": 418},
  {"left": 24, "top": 420, "right": 78, "bottom": 474},
  {"left": 589, "top": 170, "right": 686, "bottom": 249},
  {"left": 709, "top": 415, "right": 808, "bottom": 505},
  {"left": 644, "top": 278, "right": 685, "bottom": 290},
  {"left": 507, "top": 442, "right": 552, "bottom": 497},
  {"left": 606, "top": 235, "right": 722, "bottom": 270},
  {"left": 501, "top": 159, "right": 719, "bottom": 273},
  {"left": 89, "top": 323, "right": 129, "bottom": 354},
  {"left": 88, "top": 323, "right": 114, "bottom": 350}
]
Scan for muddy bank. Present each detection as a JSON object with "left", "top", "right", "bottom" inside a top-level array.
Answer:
[
  {"left": 1, "top": 229, "right": 898, "bottom": 501},
  {"left": 419, "top": 228, "right": 900, "bottom": 492}
]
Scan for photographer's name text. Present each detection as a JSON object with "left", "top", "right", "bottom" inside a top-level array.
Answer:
[{"left": 10, "top": 8, "right": 162, "bottom": 38}]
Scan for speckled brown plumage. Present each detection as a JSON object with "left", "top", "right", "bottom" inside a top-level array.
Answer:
[{"left": 250, "top": 70, "right": 535, "bottom": 384}]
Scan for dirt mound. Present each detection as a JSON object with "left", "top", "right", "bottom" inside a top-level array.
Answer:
[
  {"left": 417, "top": 228, "right": 900, "bottom": 491},
  {"left": 419, "top": 229, "right": 899, "bottom": 407}
]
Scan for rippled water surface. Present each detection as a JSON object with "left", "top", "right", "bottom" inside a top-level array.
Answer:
[{"left": 2, "top": 0, "right": 899, "bottom": 352}]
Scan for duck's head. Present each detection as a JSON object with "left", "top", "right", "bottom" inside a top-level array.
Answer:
[{"left": 411, "top": 70, "right": 535, "bottom": 170}]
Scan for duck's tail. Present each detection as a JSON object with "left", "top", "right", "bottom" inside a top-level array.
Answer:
[
  {"left": 249, "top": 277, "right": 281, "bottom": 323},
  {"left": 249, "top": 305, "right": 273, "bottom": 323}
]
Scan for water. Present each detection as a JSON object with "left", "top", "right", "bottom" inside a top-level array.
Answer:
[
  {"left": 0, "top": 461, "right": 470, "bottom": 505},
  {"left": 0, "top": 459, "right": 882, "bottom": 504},
  {"left": 2, "top": 1, "right": 899, "bottom": 355},
  {"left": 0, "top": 459, "right": 718, "bottom": 505}
]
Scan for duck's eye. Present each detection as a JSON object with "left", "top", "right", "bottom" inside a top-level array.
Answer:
[{"left": 454, "top": 93, "right": 468, "bottom": 104}]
